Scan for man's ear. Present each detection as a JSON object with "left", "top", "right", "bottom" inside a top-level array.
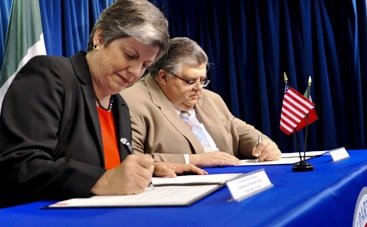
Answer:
[{"left": 156, "top": 69, "right": 168, "bottom": 86}]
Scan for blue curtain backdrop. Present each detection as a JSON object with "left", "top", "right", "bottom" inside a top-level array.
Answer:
[{"left": 1, "top": 0, "right": 366, "bottom": 153}]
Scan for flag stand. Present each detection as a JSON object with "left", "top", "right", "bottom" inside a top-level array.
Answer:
[
  {"left": 293, "top": 159, "right": 314, "bottom": 172},
  {"left": 293, "top": 76, "right": 314, "bottom": 172}
]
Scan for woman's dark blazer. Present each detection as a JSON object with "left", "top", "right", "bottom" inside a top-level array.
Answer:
[{"left": 0, "top": 51, "right": 131, "bottom": 205}]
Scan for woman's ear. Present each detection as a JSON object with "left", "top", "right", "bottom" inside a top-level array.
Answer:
[{"left": 93, "top": 28, "right": 104, "bottom": 47}]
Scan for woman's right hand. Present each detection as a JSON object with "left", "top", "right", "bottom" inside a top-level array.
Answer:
[{"left": 91, "top": 154, "right": 154, "bottom": 195}]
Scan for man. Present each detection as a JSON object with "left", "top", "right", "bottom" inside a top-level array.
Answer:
[{"left": 120, "top": 37, "right": 281, "bottom": 167}]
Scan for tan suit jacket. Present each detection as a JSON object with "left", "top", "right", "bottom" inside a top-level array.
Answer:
[{"left": 120, "top": 74, "right": 269, "bottom": 163}]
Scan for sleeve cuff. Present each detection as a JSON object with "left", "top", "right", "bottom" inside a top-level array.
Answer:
[{"left": 184, "top": 154, "right": 190, "bottom": 164}]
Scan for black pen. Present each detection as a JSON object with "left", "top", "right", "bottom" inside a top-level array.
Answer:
[{"left": 120, "top": 138, "right": 154, "bottom": 189}]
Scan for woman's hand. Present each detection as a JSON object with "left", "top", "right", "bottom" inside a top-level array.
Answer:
[{"left": 91, "top": 154, "right": 154, "bottom": 195}]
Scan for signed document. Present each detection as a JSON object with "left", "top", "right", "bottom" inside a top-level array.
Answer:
[{"left": 49, "top": 174, "right": 242, "bottom": 208}]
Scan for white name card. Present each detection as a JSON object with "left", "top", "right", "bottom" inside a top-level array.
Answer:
[
  {"left": 226, "top": 169, "right": 273, "bottom": 202},
  {"left": 329, "top": 147, "right": 350, "bottom": 162}
]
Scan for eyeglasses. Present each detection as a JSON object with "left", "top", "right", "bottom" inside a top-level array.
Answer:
[{"left": 170, "top": 73, "right": 210, "bottom": 88}]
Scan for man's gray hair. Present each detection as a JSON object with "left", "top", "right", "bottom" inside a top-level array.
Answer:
[{"left": 149, "top": 37, "right": 208, "bottom": 76}]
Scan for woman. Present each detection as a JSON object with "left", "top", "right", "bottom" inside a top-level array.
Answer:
[{"left": 0, "top": 0, "right": 204, "bottom": 207}]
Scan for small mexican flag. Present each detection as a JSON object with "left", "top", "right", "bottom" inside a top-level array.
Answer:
[{"left": 0, "top": 0, "right": 47, "bottom": 114}]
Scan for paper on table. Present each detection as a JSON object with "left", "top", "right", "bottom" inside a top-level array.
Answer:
[
  {"left": 238, "top": 157, "right": 307, "bottom": 166},
  {"left": 48, "top": 185, "right": 221, "bottom": 208},
  {"left": 151, "top": 173, "right": 243, "bottom": 186},
  {"left": 238, "top": 150, "right": 328, "bottom": 166},
  {"left": 280, "top": 151, "right": 327, "bottom": 158},
  {"left": 48, "top": 174, "right": 243, "bottom": 208}
]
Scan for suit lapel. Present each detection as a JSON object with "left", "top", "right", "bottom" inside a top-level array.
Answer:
[
  {"left": 70, "top": 52, "right": 104, "bottom": 160},
  {"left": 114, "top": 95, "right": 131, "bottom": 160},
  {"left": 145, "top": 75, "right": 205, "bottom": 154}
]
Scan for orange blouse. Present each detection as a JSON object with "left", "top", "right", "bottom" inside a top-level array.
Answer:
[{"left": 97, "top": 107, "right": 120, "bottom": 169}]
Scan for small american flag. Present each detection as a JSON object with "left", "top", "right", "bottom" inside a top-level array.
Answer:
[{"left": 280, "top": 87, "right": 318, "bottom": 135}]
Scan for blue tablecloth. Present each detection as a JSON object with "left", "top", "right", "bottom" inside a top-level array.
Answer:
[{"left": 1, "top": 149, "right": 367, "bottom": 226}]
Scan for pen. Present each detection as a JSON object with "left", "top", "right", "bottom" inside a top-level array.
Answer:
[
  {"left": 120, "top": 138, "right": 133, "bottom": 154},
  {"left": 255, "top": 135, "right": 263, "bottom": 162},
  {"left": 257, "top": 135, "right": 263, "bottom": 147},
  {"left": 120, "top": 138, "right": 154, "bottom": 189}
]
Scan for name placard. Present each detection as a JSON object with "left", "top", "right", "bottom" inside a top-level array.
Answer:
[
  {"left": 226, "top": 169, "right": 273, "bottom": 202},
  {"left": 329, "top": 147, "right": 350, "bottom": 162}
]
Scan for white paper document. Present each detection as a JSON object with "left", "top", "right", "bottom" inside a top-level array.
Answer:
[
  {"left": 152, "top": 173, "right": 243, "bottom": 186},
  {"left": 280, "top": 151, "right": 327, "bottom": 158},
  {"left": 49, "top": 185, "right": 221, "bottom": 208},
  {"left": 49, "top": 174, "right": 242, "bottom": 208},
  {"left": 238, "top": 151, "right": 327, "bottom": 166},
  {"left": 238, "top": 157, "right": 306, "bottom": 165}
]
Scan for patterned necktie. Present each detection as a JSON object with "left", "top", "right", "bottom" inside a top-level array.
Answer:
[{"left": 180, "top": 111, "right": 212, "bottom": 150}]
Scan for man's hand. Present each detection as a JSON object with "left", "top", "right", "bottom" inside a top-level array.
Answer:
[
  {"left": 154, "top": 162, "right": 208, "bottom": 177},
  {"left": 252, "top": 139, "right": 281, "bottom": 162},
  {"left": 189, "top": 152, "right": 241, "bottom": 167}
]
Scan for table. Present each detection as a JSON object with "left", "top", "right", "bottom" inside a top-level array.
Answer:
[{"left": 1, "top": 149, "right": 367, "bottom": 226}]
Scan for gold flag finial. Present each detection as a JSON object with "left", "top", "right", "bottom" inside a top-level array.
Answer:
[
  {"left": 283, "top": 72, "right": 288, "bottom": 83},
  {"left": 308, "top": 76, "right": 312, "bottom": 86}
]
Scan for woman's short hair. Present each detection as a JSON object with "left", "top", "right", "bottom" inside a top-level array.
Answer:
[
  {"left": 87, "top": 0, "right": 169, "bottom": 60},
  {"left": 149, "top": 37, "right": 208, "bottom": 76}
]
